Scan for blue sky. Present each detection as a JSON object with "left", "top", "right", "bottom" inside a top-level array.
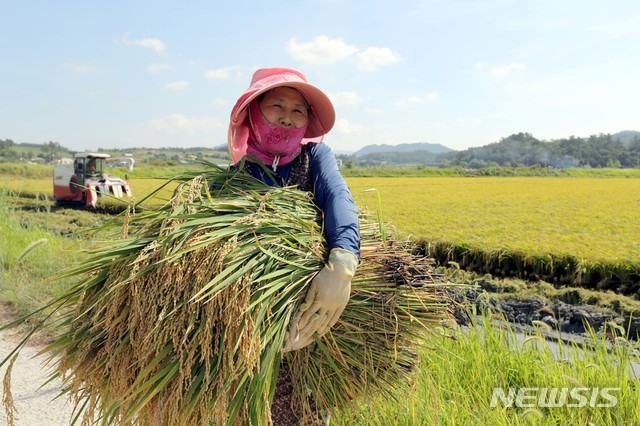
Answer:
[{"left": 2, "top": 1, "right": 639, "bottom": 154}]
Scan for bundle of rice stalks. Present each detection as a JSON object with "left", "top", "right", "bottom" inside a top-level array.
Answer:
[{"left": 2, "top": 161, "right": 457, "bottom": 425}]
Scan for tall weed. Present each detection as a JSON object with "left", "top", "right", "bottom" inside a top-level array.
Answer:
[
  {"left": 334, "top": 313, "right": 640, "bottom": 425},
  {"left": 0, "top": 195, "right": 82, "bottom": 316}
]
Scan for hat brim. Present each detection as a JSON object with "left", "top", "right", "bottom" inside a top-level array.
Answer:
[{"left": 228, "top": 74, "right": 335, "bottom": 164}]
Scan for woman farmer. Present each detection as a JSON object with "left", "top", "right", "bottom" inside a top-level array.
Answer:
[
  {"left": 228, "top": 67, "right": 360, "bottom": 423},
  {"left": 229, "top": 67, "right": 360, "bottom": 352}
]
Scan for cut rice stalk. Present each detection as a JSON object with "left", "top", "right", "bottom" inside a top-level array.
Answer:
[{"left": 2, "top": 162, "right": 459, "bottom": 426}]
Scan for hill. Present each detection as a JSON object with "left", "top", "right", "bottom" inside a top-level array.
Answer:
[
  {"left": 612, "top": 130, "right": 640, "bottom": 144},
  {"left": 353, "top": 142, "right": 453, "bottom": 157},
  {"left": 449, "top": 131, "right": 640, "bottom": 169}
]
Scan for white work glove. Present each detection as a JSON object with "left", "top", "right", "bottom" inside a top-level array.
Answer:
[{"left": 282, "top": 248, "right": 358, "bottom": 352}]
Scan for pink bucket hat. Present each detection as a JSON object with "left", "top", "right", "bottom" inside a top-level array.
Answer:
[{"left": 228, "top": 67, "right": 336, "bottom": 164}]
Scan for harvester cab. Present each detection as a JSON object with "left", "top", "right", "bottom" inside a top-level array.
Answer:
[{"left": 53, "top": 153, "right": 133, "bottom": 208}]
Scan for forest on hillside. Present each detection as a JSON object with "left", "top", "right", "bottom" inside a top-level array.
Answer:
[
  {"left": 345, "top": 132, "right": 640, "bottom": 168},
  {"left": 446, "top": 132, "right": 640, "bottom": 169},
  {"left": 2, "top": 131, "right": 640, "bottom": 169}
]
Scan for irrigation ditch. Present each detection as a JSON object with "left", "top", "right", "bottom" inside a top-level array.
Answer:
[
  {"left": 445, "top": 280, "right": 640, "bottom": 379},
  {"left": 412, "top": 237, "right": 640, "bottom": 344},
  {"left": 449, "top": 279, "right": 640, "bottom": 341}
]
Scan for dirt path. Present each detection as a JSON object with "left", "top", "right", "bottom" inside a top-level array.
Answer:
[{"left": 0, "top": 307, "right": 77, "bottom": 426}]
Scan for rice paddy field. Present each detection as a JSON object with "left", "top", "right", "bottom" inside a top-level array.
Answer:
[
  {"left": 347, "top": 176, "right": 640, "bottom": 261},
  {"left": 4, "top": 166, "right": 640, "bottom": 265},
  {"left": 1, "top": 164, "right": 640, "bottom": 425},
  {"left": 347, "top": 176, "right": 640, "bottom": 292}
]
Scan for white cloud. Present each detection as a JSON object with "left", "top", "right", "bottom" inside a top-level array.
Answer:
[
  {"left": 355, "top": 47, "right": 401, "bottom": 71},
  {"left": 164, "top": 81, "right": 189, "bottom": 91},
  {"left": 147, "top": 63, "right": 170, "bottom": 73},
  {"left": 335, "top": 118, "right": 370, "bottom": 135},
  {"left": 286, "top": 36, "right": 400, "bottom": 71},
  {"left": 287, "top": 36, "right": 358, "bottom": 66},
  {"left": 396, "top": 92, "right": 439, "bottom": 105},
  {"left": 490, "top": 63, "right": 525, "bottom": 77},
  {"left": 204, "top": 66, "right": 241, "bottom": 80},
  {"left": 330, "top": 91, "right": 364, "bottom": 107},
  {"left": 150, "top": 113, "right": 217, "bottom": 134},
  {"left": 61, "top": 63, "right": 96, "bottom": 73},
  {"left": 121, "top": 34, "right": 166, "bottom": 53}
]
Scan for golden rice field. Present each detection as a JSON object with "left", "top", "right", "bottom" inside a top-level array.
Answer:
[
  {"left": 4, "top": 174, "right": 640, "bottom": 264},
  {"left": 346, "top": 177, "right": 640, "bottom": 291},
  {"left": 346, "top": 177, "right": 640, "bottom": 263}
]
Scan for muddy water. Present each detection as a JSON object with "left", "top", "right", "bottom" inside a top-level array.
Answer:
[{"left": 496, "top": 320, "right": 640, "bottom": 378}]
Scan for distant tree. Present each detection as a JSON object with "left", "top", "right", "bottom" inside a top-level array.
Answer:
[
  {"left": 439, "top": 159, "right": 452, "bottom": 168},
  {"left": 1, "top": 149, "right": 19, "bottom": 160},
  {"left": 41, "top": 141, "right": 63, "bottom": 162},
  {"left": 469, "top": 159, "right": 486, "bottom": 169},
  {"left": 630, "top": 136, "right": 640, "bottom": 168},
  {"left": 0, "top": 139, "right": 15, "bottom": 150},
  {"left": 606, "top": 158, "right": 621, "bottom": 168}
]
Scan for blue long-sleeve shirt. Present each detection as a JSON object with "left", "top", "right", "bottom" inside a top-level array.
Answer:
[{"left": 237, "top": 143, "right": 360, "bottom": 258}]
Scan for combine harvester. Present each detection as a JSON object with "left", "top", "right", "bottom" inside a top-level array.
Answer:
[{"left": 53, "top": 153, "right": 133, "bottom": 208}]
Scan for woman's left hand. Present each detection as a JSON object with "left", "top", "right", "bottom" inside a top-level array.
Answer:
[{"left": 282, "top": 248, "right": 358, "bottom": 352}]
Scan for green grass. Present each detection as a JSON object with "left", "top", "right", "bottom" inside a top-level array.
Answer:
[
  {"left": 0, "top": 163, "right": 52, "bottom": 179},
  {"left": 0, "top": 195, "right": 84, "bottom": 317},
  {"left": 342, "top": 165, "right": 640, "bottom": 178},
  {"left": 333, "top": 314, "right": 640, "bottom": 425}
]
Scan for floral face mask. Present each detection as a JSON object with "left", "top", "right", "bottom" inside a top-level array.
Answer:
[{"left": 246, "top": 100, "right": 308, "bottom": 170}]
